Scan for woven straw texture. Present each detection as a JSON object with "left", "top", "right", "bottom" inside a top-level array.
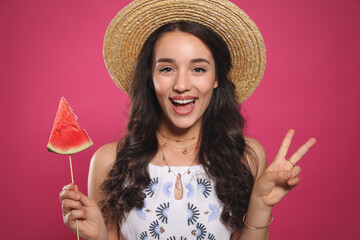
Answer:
[{"left": 103, "top": 0, "right": 266, "bottom": 103}]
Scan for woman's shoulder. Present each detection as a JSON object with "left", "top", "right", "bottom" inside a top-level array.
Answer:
[
  {"left": 92, "top": 142, "right": 119, "bottom": 165},
  {"left": 244, "top": 136, "right": 267, "bottom": 178},
  {"left": 244, "top": 136, "right": 266, "bottom": 160},
  {"left": 90, "top": 142, "right": 119, "bottom": 172}
]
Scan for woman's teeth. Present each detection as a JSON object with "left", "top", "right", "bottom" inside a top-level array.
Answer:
[
  {"left": 170, "top": 98, "right": 196, "bottom": 114},
  {"left": 172, "top": 99, "right": 195, "bottom": 104}
]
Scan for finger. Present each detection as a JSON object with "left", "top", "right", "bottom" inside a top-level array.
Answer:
[
  {"left": 77, "top": 191, "right": 97, "bottom": 208},
  {"left": 62, "top": 183, "right": 74, "bottom": 191},
  {"left": 291, "top": 166, "right": 301, "bottom": 177},
  {"left": 59, "top": 189, "right": 81, "bottom": 202},
  {"left": 287, "top": 177, "right": 300, "bottom": 190},
  {"left": 62, "top": 199, "right": 83, "bottom": 216},
  {"left": 263, "top": 170, "right": 293, "bottom": 184},
  {"left": 64, "top": 209, "right": 87, "bottom": 226},
  {"left": 288, "top": 137, "right": 316, "bottom": 165},
  {"left": 277, "top": 129, "right": 295, "bottom": 159}
]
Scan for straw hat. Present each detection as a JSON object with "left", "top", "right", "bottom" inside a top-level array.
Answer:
[{"left": 103, "top": 0, "right": 266, "bottom": 103}]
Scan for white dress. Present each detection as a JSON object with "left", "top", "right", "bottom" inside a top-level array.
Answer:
[{"left": 120, "top": 163, "right": 233, "bottom": 240}]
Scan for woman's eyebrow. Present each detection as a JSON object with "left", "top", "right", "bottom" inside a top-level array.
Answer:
[
  {"left": 156, "top": 58, "right": 175, "bottom": 63},
  {"left": 156, "top": 58, "right": 210, "bottom": 64},
  {"left": 191, "top": 58, "right": 210, "bottom": 64}
]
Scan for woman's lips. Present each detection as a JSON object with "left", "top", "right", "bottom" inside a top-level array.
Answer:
[{"left": 170, "top": 96, "right": 197, "bottom": 116}]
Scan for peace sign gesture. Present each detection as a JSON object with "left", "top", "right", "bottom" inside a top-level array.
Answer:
[{"left": 252, "top": 129, "right": 316, "bottom": 208}]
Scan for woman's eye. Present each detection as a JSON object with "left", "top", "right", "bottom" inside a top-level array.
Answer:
[
  {"left": 193, "top": 67, "right": 206, "bottom": 73},
  {"left": 159, "top": 67, "right": 173, "bottom": 73}
]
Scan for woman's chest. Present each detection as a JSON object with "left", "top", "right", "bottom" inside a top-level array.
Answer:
[{"left": 121, "top": 164, "right": 232, "bottom": 239}]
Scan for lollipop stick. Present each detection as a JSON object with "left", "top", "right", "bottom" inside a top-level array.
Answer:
[{"left": 69, "top": 154, "right": 80, "bottom": 240}]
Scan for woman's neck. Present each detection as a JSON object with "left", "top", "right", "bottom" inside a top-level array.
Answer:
[
  {"left": 153, "top": 117, "right": 202, "bottom": 166},
  {"left": 157, "top": 118, "right": 201, "bottom": 146}
]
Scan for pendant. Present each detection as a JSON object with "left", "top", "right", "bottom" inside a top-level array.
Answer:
[
  {"left": 183, "top": 148, "right": 187, "bottom": 155},
  {"left": 175, "top": 173, "right": 182, "bottom": 190},
  {"left": 174, "top": 173, "right": 183, "bottom": 200}
]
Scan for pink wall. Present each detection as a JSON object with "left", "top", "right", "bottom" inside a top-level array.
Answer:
[{"left": 0, "top": 0, "right": 358, "bottom": 239}]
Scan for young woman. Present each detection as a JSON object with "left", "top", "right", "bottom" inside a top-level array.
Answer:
[{"left": 59, "top": 1, "right": 316, "bottom": 239}]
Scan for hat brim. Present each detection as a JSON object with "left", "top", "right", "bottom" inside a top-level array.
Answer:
[{"left": 103, "top": 0, "right": 266, "bottom": 103}]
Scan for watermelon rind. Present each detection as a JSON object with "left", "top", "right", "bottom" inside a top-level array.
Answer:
[
  {"left": 47, "top": 97, "right": 93, "bottom": 155},
  {"left": 47, "top": 139, "right": 93, "bottom": 155}
]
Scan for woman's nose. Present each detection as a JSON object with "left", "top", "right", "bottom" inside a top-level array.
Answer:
[{"left": 173, "top": 71, "right": 191, "bottom": 92}]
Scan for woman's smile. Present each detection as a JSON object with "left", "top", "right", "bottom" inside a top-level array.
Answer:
[{"left": 169, "top": 95, "right": 197, "bottom": 116}]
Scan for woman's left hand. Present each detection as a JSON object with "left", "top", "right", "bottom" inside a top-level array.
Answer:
[{"left": 252, "top": 129, "right": 316, "bottom": 208}]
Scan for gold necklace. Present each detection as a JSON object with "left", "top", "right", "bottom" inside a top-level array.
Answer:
[
  {"left": 160, "top": 132, "right": 199, "bottom": 142},
  {"left": 159, "top": 145, "right": 197, "bottom": 190},
  {"left": 158, "top": 135, "right": 197, "bottom": 155}
]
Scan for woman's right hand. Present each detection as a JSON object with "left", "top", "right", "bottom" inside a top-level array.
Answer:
[{"left": 59, "top": 183, "right": 108, "bottom": 240}]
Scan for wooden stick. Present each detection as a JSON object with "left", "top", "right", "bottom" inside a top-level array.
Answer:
[
  {"left": 69, "top": 154, "right": 75, "bottom": 184},
  {"left": 69, "top": 154, "right": 80, "bottom": 240}
]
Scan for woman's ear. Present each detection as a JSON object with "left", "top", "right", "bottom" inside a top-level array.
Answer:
[{"left": 213, "top": 78, "right": 219, "bottom": 89}]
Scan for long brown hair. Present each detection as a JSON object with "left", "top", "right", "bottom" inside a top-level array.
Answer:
[{"left": 100, "top": 21, "right": 256, "bottom": 230}]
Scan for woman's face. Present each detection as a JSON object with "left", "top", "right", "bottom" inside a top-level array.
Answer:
[{"left": 152, "top": 31, "right": 218, "bottom": 131}]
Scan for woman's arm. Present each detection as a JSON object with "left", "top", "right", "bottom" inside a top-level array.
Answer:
[
  {"left": 88, "top": 142, "right": 120, "bottom": 240},
  {"left": 231, "top": 136, "right": 269, "bottom": 240},
  {"left": 59, "top": 142, "right": 120, "bottom": 240},
  {"left": 233, "top": 130, "right": 316, "bottom": 240},
  {"left": 232, "top": 136, "right": 270, "bottom": 240}
]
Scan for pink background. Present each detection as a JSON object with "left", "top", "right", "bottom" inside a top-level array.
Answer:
[{"left": 0, "top": 0, "right": 359, "bottom": 239}]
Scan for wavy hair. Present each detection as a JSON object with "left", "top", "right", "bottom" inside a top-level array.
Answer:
[{"left": 100, "top": 21, "right": 256, "bottom": 230}]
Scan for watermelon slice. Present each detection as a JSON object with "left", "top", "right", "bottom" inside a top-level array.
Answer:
[{"left": 47, "top": 97, "right": 93, "bottom": 154}]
